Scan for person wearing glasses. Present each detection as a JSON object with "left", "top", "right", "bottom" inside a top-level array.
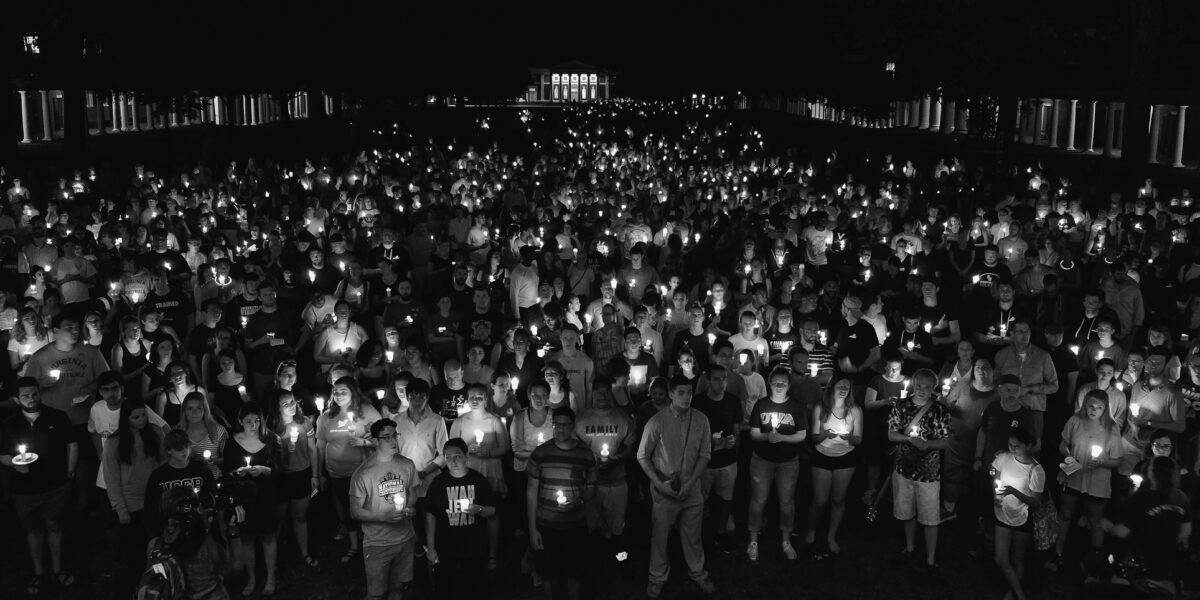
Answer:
[
  {"left": 350, "top": 419, "right": 419, "bottom": 600},
  {"left": 1122, "top": 346, "right": 1186, "bottom": 476},
  {"left": 424, "top": 438, "right": 498, "bottom": 599}
]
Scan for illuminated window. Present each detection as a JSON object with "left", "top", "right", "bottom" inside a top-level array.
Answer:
[{"left": 23, "top": 34, "right": 40, "bottom": 54}]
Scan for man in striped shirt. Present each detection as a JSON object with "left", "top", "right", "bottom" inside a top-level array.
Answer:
[{"left": 526, "top": 407, "right": 595, "bottom": 600}]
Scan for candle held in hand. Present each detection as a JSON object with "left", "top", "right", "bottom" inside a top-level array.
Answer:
[
  {"left": 17, "top": 444, "right": 27, "bottom": 457},
  {"left": 48, "top": 369, "right": 61, "bottom": 381},
  {"left": 555, "top": 489, "right": 567, "bottom": 506},
  {"left": 289, "top": 426, "right": 299, "bottom": 444},
  {"left": 244, "top": 456, "right": 251, "bottom": 469},
  {"left": 474, "top": 430, "right": 485, "bottom": 445},
  {"left": 1129, "top": 403, "right": 1141, "bottom": 418},
  {"left": 600, "top": 443, "right": 610, "bottom": 462},
  {"left": 393, "top": 493, "right": 406, "bottom": 511},
  {"left": 1090, "top": 445, "right": 1102, "bottom": 459}
]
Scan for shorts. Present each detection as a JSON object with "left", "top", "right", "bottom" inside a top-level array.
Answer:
[
  {"left": 812, "top": 449, "right": 858, "bottom": 471},
  {"left": 534, "top": 526, "right": 589, "bottom": 579},
  {"left": 363, "top": 539, "right": 415, "bottom": 597},
  {"left": 993, "top": 513, "right": 1032, "bottom": 533},
  {"left": 1062, "top": 485, "right": 1107, "bottom": 503},
  {"left": 280, "top": 468, "right": 314, "bottom": 501},
  {"left": 700, "top": 463, "right": 737, "bottom": 501},
  {"left": 891, "top": 472, "right": 940, "bottom": 527},
  {"left": 13, "top": 483, "right": 70, "bottom": 529},
  {"left": 584, "top": 483, "right": 627, "bottom": 537}
]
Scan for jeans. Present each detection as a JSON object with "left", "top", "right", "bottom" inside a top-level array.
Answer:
[
  {"left": 648, "top": 486, "right": 707, "bottom": 585},
  {"left": 748, "top": 454, "right": 800, "bottom": 534}
]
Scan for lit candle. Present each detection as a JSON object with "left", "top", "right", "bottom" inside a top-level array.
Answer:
[
  {"left": 900, "top": 381, "right": 909, "bottom": 399},
  {"left": 994, "top": 477, "right": 1004, "bottom": 494},
  {"left": 474, "top": 430, "right": 485, "bottom": 445},
  {"left": 1089, "top": 445, "right": 1102, "bottom": 459},
  {"left": 942, "top": 378, "right": 952, "bottom": 396},
  {"left": 1068, "top": 345, "right": 1079, "bottom": 355},
  {"left": 600, "top": 443, "right": 610, "bottom": 462},
  {"left": 393, "top": 492, "right": 407, "bottom": 511},
  {"left": 530, "top": 324, "right": 538, "bottom": 337},
  {"left": 972, "top": 275, "right": 981, "bottom": 285},
  {"left": 706, "top": 333, "right": 717, "bottom": 346},
  {"left": 818, "top": 330, "right": 827, "bottom": 345},
  {"left": 308, "top": 270, "right": 316, "bottom": 283},
  {"left": 376, "top": 390, "right": 385, "bottom": 400},
  {"left": 909, "top": 424, "right": 921, "bottom": 437},
  {"left": 809, "top": 363, "right": 818, "bottom": 377},
  {"left": 48, "top": 369, "right": 61, "bottom": 381},
  {"left": 998, "top": 322, "right": 1007, "bottom": 337},
  {"left": 385, "top": 350, "right": 394, "bottom": 362},
  {"left": 17, "top": 444, "right": 27, "bottom": 458},
  {"left": 289, "top": 426, "right": 299, "bottom": 444},
  {"left": 202, "top": 449, "right": 212, "bottom": 462},
  {"left": 906, "top": 340, "right": 915, "bottom": 351},
  {"left": 555, "top": 489, "right": 567, "bottom": 506},
  {"left": 770, "top": 413, "right": 781, "bottom": 431},
  {"left": 237, "top": 384, "right": 247, "bottom": 396},
  {"left": 510, "top": 376, "right": 520, "bottom": 391},
  {"left": 924, "top": 322, "right": 932, "bottom": 333},
  {"left": 1130, "top": 474, "right": 1143, "bottom": 490},
  {"left": 739, "top": 354, "right": 748, "bottom": 365},
  {"left": 244, "top": 456, "right": 251, "bottom": 469},
  {"left": 315, "top": 396, "right": 326, "bottom": 412},
  {"left": 643, "top": 340, "right": 652, "bottom": 351},
  {"left": 457, "top": 498, "right": 472, "bottom": 511},
  {"left": 1129, "top": 403, "right": 1140, "bottom": 418},
  {"left": 1095, "top": 351, "right": 1103, "bottom": 361},
  {"left": 537, "top": 432, "right": 545, "bottom": 444}
]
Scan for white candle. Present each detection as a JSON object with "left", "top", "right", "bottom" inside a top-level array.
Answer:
[
  {"left": 1069, "top": 345, "right": 1079, "bottom": 355},
  {"left": 909, "top": 425, "right": 920, "bottom": 437},
  {"left": 809, "top": 363, "right": 818, "bottom": 377},
  {"left": 706, "top": 333, "right": 716, "bottom": 346},
  {"left": 376, "top": 390, "right": 385, "bottom": 400},
  {"left": 457, "top": 498, "right": 472, "bottom": 511},
  {"left": 244, "top": 456, "right": 251, "bottom": 469},
  {"left": 555, "top": 489, "right": 567, "bottom": 505},
  {"left": 942, "top": 378, "right": 952, "bottom": 395},
  {"left": 474, "top": 430, "right": 485, "bottom": 445},
  {"left": 1089, "top": 445, "right": 1102, "bottom": 459},
  {"left": 739, "top": 354, "right": 748, "bottom": 365},
  {"left": 906, "top": 340, "right": 915, "bottom": 351},
  {"left": 385, "top": 350, "right": 394, "bottom": 362},
  {"left": 818, "top": 330, "right": 827, "bottom": 345},
  {"left": 900, "top": 381, "right": 909, "bottom": 399},
  {"left": 1130, "top": 474, "right": 1143, "bottom": 490},
  {"left": 393, "top": 493, "right": 406, "bottom": 511},
  {"left": 202, "top": 449, "right": 211, "bottom": 462},
  {"left": 308, "top": 270, "right": 316, "bottom": 283},
  {"left": 770, "top": 413, "right": 781, "bottom": 430},
  {"left": 600, "top": 443, "right": 610, "bottom": 462},
  {"left": 289, "top": 426, "right": 299, "bottom": 444},
  {"left": 48, "top": 369, "right": 61, "bottom": 381},
  {"left": 536, "top": 432, "right": 545, "bottom": 444},
  {"left": 510, "top": 376, "right": 520, "bottom": 391},
  {"left": 994, "top": 477, "right": 1004, "bottom": 494},
  {"left": 1129, "top": 403, "right": 1141, "bottom": 418},
  {"left": 237, "top": 385, "right": 247, "bottom": 396},
  {"left": 17, "top": 444, "right": 27, "bottom": 458},
  {"left": 315, "top": 396, "right": 326, "bottom": 412}
]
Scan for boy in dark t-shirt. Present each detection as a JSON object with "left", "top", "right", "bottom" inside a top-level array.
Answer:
[{"left": 424, "top": 439, "right": 497, "bottom": 599}]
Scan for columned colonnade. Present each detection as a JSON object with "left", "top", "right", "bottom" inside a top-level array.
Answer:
[
  {"left": 1012, "top": 97, "right": 1188, "bottom": 168},
  {"left": 11, "top": 89, "right": 355, "bottom": 143}
]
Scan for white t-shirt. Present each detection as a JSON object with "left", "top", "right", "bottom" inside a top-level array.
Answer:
[
  {"left": 88, "top": 401, "right": 168, "bottom": 489},
  {"left": 991, "top": 452, "right": 1045, "bottom": 527}
]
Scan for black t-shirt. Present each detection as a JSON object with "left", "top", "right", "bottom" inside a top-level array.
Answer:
[
  {"left": 0, "top": 407, "right": 74, "bottom": 495},
  {"left": 459, "top": 309, "right": 503, "bottom": 353},
  {"left": 693, "top": 392, "right": 742, "bottom": 469},
  {"left": 763, "top": 329, "right": 801, "bottom": 367},
  {"left": 430, "top": 383, "right": 470, "bottom": 422},
  {"left": 979, "top": 402, "right": 1037, "bottom": 462},
  {"left": 834, "top": 319, "right": 879, "bottom": 383},
  {"left": 749, "top": 396, "right": 808, "bottom": 462},
  {"left": 147, "top": 289, "right": 193, "bottom": 336},
  {"left": 423, "top": 469, "right": 496, "bottom": 559},
  {"left": 186, "top": 323, "right": 219, "bottom": 360},
  {"left": 143, "top": 459, "right": 217, "bottom": 535},
  {"left": 670, "top": 329, "right": 716, "bottom": 370},
  {"left": 245, "top": 308, "right": 303, "bottom": 374},
  {"left": 882, "top": 328, "right": 935, "bottom": 375},
  {"left": 1123, "top": 487, "right": 1191, "bottom": 581}
]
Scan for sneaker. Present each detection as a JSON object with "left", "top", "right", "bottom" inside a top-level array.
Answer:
[
  {"left": 693, "top": 578, "right": 716, "bottom": 594},
  {"left": 781, "top": 541, "right": 797, "bottom": 561},
  {"left": 333, "top": 524, "right": 347, "bottom": 541},
  {"left": 891, "top": 549, "right": 915, "bottom": 567},
  {"left": 531, "top": 573, "right": 544, "bottom": 589},
  {"left": 747, "top": 541, "right": 759, "bottom": 562},
  {"left": 939, "top": 509, "right": 957, "bottom": 524},
  {"left": 647, "top": 582, "right": 663, "bottom": 599}
]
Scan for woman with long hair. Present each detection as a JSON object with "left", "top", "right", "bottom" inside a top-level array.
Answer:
[
  {"left": 265, "top": 388, "right": 316, "bottom": 571},
  {"left": 267, "top": 359, "right": 317, "bottom": 417},
  {"left": 101, "top": 400, "right": 164, "bottom": 580},
  {"left": 541, "top": 360, "right": 574, "bottom": 412},
  {"left": 201, "top": 325, "right": 247, "bottom": 393},
  {"left": 353, "top": 340, "right": 389, "bottom": 397},
  {"left": 8, "top": 307, "right": 50, "bottom": 372},
  {"left": 315, "top": 375, "right": 381, "bottom": 565},
  {"left": 157, "top": 361, "right": 211, "bottom": 428},
  {"left": 178, "top": 391, "right": 228, "bottom": 480},
  {"left": 313, "top": 301, "right": 369, "bottom": 373},
  {"left": 401, "top": 341, "right": 440, "bottom": 387},
  {"left": 221, "top": 401, "right": 281, "bottom": 597},
  {"left": 805, "top": 378, "right": 862, "bottom": 556},
  {"left": 140, "top": 338, "right": 179, "bottom": 405},
  {"left": 463, "top": 342, "right": 495, "bottom": 385},
  {"left": 82, "top": 310, "right": 112, "bottom": 355},
  {"left": 212, "top": 349, "right": 252, "bottom": 427},
  {"left": 1050, "top": 389, "right": 1124, "bottom": 570},
  {"left": 110, "top": 316, "right": 151, "bottom": 401},
  {"left": 488, "top": 369, "right": 519, "bottom": 424}
]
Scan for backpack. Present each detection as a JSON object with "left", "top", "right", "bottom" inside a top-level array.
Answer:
[{"left": 135, "top": 543, "right": 187, "bottom": 600}]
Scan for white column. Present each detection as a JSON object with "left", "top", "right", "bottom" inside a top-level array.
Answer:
[
  {"left": 918, "top": 94, "right": 931, "bottom": 129},
  {"left": 908, "top": 99, "right": 920, "bottom": 128},
  {"left": 1104, "top": 102, "right": 1116, "bottom": 157},
  {"left": 145, "top": 104, "right": 153, "bottom": 129},
  {"left": 40, "top": 90, "right": 53, "bottom": 141},
  {"left": 1173, "top": 105, "right": 1188, "bottom": 168},
  {"left": 1085, "top": 100, "right": 1097, "bottom": 152},
  {"left": 213, "top": 97, "right": 222, "bottom": 125},
  {"left": 1147, "top": 104, "right": 1164, "bottom": 164},
  {"left": 1049, "top": 99, "right": 1061, "bottom": 147},
  {"left": 941, "top": 101, "right": 956, "bottom": 133},
  {"left": 957, "top": 108, "right": 968, "bottom": 135},
  {"left": 1033, "top": 99, "right": 1046, "bottom": 145},
  {"left": 18, "top": 90, "right": 32, "bottom": 143},
  {"left": 1065, "top": 99, "right": 1077, "bottom": 150},
  {"left": 118, "top": 92, "right": 128, "bottom": 131},
  {"left": 930, "top": 97, "right": 942, "bottom": 131},
  {"left": 129, "top": 94, "right": 140, "bottom": 131},
  {"left": 240, "top": 95, "right": 248, "bottom": 125},
  {"left": 111, "top": 94, "right": 119, "bottom": 132}
]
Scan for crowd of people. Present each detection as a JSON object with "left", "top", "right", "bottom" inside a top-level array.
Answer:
[{"left": 0, "top": 100, "right": 1196, "bottom": 600}]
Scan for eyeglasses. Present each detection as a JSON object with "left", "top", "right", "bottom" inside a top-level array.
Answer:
[
  {"left": 1152, "top": 442, "right": 1174, "bottom": 450},
  {"left": 376, "top": 433, "right": 397, "bottom": 441}
]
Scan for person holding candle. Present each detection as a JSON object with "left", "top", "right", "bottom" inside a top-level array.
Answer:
[
  {"left": 746, "top": 367, "right": 808, "bottom": 562},
  {"left": 862, "top": 352, "right": 907, "bottom": 507},
  {"left": 316, "top": 375, "right": 382, "bottom": 565},
  {"left": 1077, "top": 320, "right": 1128, "bottom": 377},
  {"left": 542, "top": 361, "right": 575, "bottom": 412},
  {"left": 1121, "top": 346, "right": 1185, "bottom": 475},
  {"left": 884, "top": 309, "right": 937, "bottom": 374},
  {"left": 462, "top": 342, "right": 495, "bottom": 386},
  {"left": 976, "top": 374, "right": 1042, "bottom": 475},
  {"left": 763, "top": 307, "right": 801, "bottom": 370},
  {"left": 576, "top": 377, "right": 637, "bottom": 568},
  {"left": 350, "top": 419, "right": 420, "bottom": 600},
  {"left": 266, "top": 389, "right": 320, "bottom": 570},
  {"left": 1051, "top": 389, "right": 1124, "bottom": 571},
  {"left": 243, "top": 281, "right": 303, "bottom": 396},
  {"left": 101, "top": 399, "right": 164, "bottom": 584},
  {"left": 424, "top": 438, "right": 499, "bottom": 599},
  {"left": 616, "top": 327, "right": 658, "bottom": 401},
  {"left": 806, "top": 378, "right": 862, "bottom": 557},
  {"left": 668, "top": 302, "right": 717, "bottom": 373},
  {"left": 886, "top": 368, "right": 951, "bottom": 574},
  {"left": 313, "top": 301, "right": 369, "bottom": 374},
  {"left": 220, "top": 401, "right": 280, "bottom": 596},
  {"left": 546, "top": 324, "right": 594, "bottom": 408},
  {"left": 833, "top": 295, "right": 881, "bottom": 388},
  {"left": 507, "top": 376, "right": 553, "bottom": 586},
  {"left": 177, "top": 390, "right": 228, "bottom": 481},
  {"left": 212, "top": 349, "right": 253, "bottom": 428},
  {"left": 450, "top": 383, "right": 510, "bottom": 499},
  {"left": 973, "top": 282, "right": 1022, "bottom": 360},
  {"left": 1073, "top": 358, "right": 1129, "bottom": 429},
  {"left": 527, "top": 406, "right": 596, "bottom": 600},
  {"left": 0, "top": 376, "right": 78, "bottom": 595},
  {"left": 989, "top": 427, "right": 1044, "bottom": 600},
  {"left": 7, "top": 307, "right": 51, "bottom": 373},
  {"left": 143, "top": 429, "right": 216, "bottom": 537}
]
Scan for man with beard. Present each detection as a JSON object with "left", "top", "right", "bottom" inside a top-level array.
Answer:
[
  {"left": 459, "top": 287, "right": 503, "bottom": 358},
  {"left": 378, "top": 278, "right": 426, "bottom": 345},
  {"left": 1, "top": 377, "right": 79, "bottom": 594}
]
